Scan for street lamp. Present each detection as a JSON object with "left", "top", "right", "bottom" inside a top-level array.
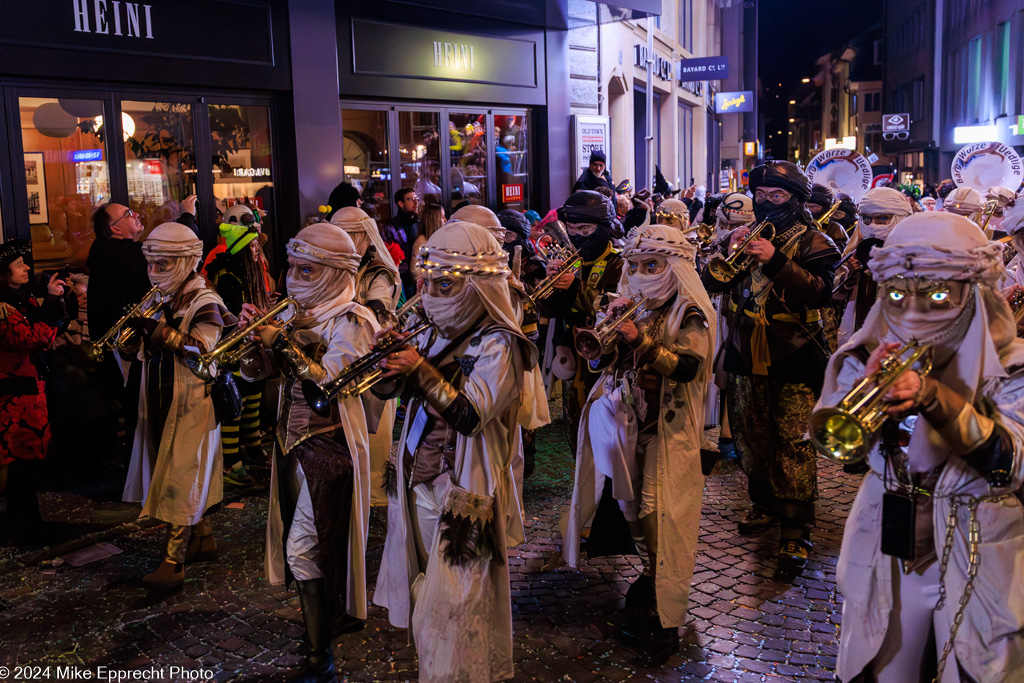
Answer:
[{"left": 801, "top": 78, "right": 810, "bottom": 83}]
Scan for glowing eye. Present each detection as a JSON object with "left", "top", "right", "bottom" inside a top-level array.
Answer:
[
  {"left": 929, "top": 291, "right": 950, "bottom": 303},
  {"left": 888, "top": 290, "right": 905, "bottom": 302}
]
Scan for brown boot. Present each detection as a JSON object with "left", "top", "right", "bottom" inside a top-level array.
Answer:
[
  {"left": 141, "top": 560, "right": 184, "bottom": 592},
  {"left": 185, "top": 534, "right": 220, "bottom": 564}
]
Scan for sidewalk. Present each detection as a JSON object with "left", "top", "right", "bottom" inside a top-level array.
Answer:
[{"left": 0, "top": 420, "right": 860, "bottom": 682}]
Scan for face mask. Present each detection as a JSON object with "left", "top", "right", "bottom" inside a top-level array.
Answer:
[
  {"left": 569, "top": 228, "right": 610, "bottom": 261},
  {"left": 149, "top": 257, "right": 196, "bottom": 295},
  {"left": 622, "top": 270, "right": 677, "bottom": 309},
  {"left": 753, "top": 197, "right": 802, "bottom": 228},
  {"left": 422, "top": 286, "right": 486, "bottom": 338}
]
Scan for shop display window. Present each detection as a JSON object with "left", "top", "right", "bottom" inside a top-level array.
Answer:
[
  {"left": 17, "top": 96, "right": 109, "bottom": 269},
  {"left": 496, "top": 113, "right": 528, "bottom": 211},
  {"left": 342, "top": 108, "right": 391, "bottom": 225},
  {"left": 398, "top": 111, "right": 441, "bottom": 209},
  {"left": 122, "top": 101, "right": 196, "bottom": 237},
  {"left": 447, "top": 112, "right": 488, "bottom": 211},
  {"left": 209, "top": 103, "right": 274, "bottom": 240}
]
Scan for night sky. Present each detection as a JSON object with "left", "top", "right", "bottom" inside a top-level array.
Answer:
[{"left": 759, "top": 0, "right": 884, "bottom": 159}]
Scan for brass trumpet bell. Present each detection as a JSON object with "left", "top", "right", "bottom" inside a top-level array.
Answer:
[
  {"left": 574, "top": 296, "right": 648, "bottom": 361},
  {"left": 706, "top": 219, "right": 775, "bottom": 282},
  {"left": 81, "top": 285, "right": 166, "bottom": 362}
]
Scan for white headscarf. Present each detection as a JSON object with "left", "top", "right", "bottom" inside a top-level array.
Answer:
[
  {"left": 654, "top": 198, "right": 691, "bottom": 232},
  {"left": 285, "top": 223, "right": 361, "bottom": 324},
  {"left": 450, "top": 205, "right": 504, "bottom": 242},
  {"left": 820, "top": 212, "right": 1024, "bottom": 472},
  {"left": 715, "top": 192, "right": 754, "bottom": 234},
  {"left": 330, "top": 206, "right": 399, "bottom": 279},
  {"left": 855, "top": 187, "right": 913, "bottom": 241},
  {"left": 619, "top": 223, "right": 717, "bottom": 384},
  {"left": 142, "top": 222, "right": 203, "bottom": 294},
  {"left": 943, "top": 186, "right": 985, "bottom": 223}
]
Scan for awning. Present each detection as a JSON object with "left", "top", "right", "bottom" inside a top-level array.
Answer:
[{"left": 577, "top": 0, "right": 661, "bottom": 26}]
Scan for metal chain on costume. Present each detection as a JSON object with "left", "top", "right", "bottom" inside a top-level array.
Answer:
[{"left": 933, "top": 495, "right": 982, "bottom": 683}]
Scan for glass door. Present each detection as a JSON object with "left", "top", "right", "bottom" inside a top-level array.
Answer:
[
  {"left": 494, "top": 112, "right": 529, "bottom": 211},
  {"left": 341, "top": 107, "right": 391, "bottom": 224},
  {"left": 447, "top": 112, "right": 488, "bottom": 211},
  {"left": 397, "top": 110, "right": 441, "bottom": 208}
]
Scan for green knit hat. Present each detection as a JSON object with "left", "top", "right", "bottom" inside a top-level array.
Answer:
[{"left": 220, "top": 222, "right": 258, "bottom": 255}]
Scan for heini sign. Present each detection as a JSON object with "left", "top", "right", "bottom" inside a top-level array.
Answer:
[
  {"left": 72, "top": 0, "right": 154, "bottom": 39},
  {"left": 433, "top": 41, "right": 475, "bottom": 70}
]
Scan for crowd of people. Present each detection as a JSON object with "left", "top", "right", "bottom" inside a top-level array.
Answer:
[{"left": 1, "top": 149, "right": 1023, "bottom": 682}]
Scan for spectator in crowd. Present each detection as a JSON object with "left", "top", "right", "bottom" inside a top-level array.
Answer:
[
  {"left": 573, "top": 150, "right": 615, "bottom": 193},
  {"left": 326, "top": 181, "right": 362, "bottom": 220},
  {"left": 409, "top": 204, "right": 446, "bottom": 281},
  {"left": 383, "top": 188, "right": 421, "bottom": 298}
]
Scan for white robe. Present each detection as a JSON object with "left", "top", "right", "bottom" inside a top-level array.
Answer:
[
  {"left": 823, "top": 353, "right": 1024, "bottom": 682},
  {"left": 264, "top": 304, "right": 379, "bottom": 620},
  {"left": 374, "top": 327, "right": 529, "bottom": 682},
  {"left": 561, "top": 307, "right": 713, "bottom": 628},
  {"left": 999, "top": 252, "right": 1024, "bottom": 291},
  {"left": 122, "top": 283, "right": 225, "bottom": 527}
]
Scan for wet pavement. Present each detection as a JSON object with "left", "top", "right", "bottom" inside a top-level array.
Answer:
[{"left": 0, "top": 416, "right": 860, "bottom": 682}]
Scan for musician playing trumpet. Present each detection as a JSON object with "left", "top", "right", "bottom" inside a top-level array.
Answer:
[
  {"left": 815, "top": 213, "right": 1024, "bottom": 683},
  {"left": 700, "top": 161, "right": 840, "bottom": 579},
  {"left": 120, "top": 222, "right": 234, "bottom": 592},
  {"left": 562, "top": 224, "right": 716, "bottom": 666},
  {"left": 238, "top": 223, "right": 379, "bottom": 682},
  {"left": 997, "top": 202, "right": 1024, "bottom": 336}
]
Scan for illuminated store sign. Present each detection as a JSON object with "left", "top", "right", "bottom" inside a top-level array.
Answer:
[
  {"left": 72, "top": 0, "right": 154, "bottom": 39},
  {"left": 715, "top": 91, "right": 754, "bottom": 114}
]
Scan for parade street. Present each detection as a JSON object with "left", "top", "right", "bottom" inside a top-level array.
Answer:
[{"left": 0, "top": 419, "right": 857, "bottom": 682}]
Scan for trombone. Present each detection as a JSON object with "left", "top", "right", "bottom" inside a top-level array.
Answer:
[
  {"left": 184, "top": 297, "right": 298, "bottom": 381},
  {"left": 574, "top": 296, "right": 648, "bottom": 361},
  {"left": 809, "top": 341, "right": 932, "bottom": 464},
  {"left": 81, "top": 285, "right": 166, "bottom": 362},
  {"left": 303, "top": 314, "right": 438, "bottom": 417},
  {"left": 706, "top": 218, "right": 776, "bottom": 282}
]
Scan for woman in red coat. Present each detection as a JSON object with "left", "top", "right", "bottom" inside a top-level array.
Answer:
[{"left": 0, "top": 240, "right": 67, "bottom": 546}]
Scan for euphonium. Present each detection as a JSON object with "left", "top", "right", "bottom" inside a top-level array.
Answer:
[
  {"left": 184, "top": 297, "right": 298, "bottom": 381},
  {"left": 81, "top": 285, "right": 166, "bottom": 362},
  {"left": 809, "top": 341, "right": 932, "bottom": 464},
  {"left": 706, "top": 218, "right": 776, "bottom": 282},
  {"left": 574, "top": 296, "right": 649, "bottom": 361},
  {"left": 302, "top": 314, "right": 438, "bottom": 417}
]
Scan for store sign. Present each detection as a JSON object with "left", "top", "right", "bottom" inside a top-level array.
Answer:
[
  {"left": 633, "top": 45, "right": 672, "bottom": 82},
  {"left": 743, "top": 141, "right": 757, "bottom": 156},
  {"left": 677, "top": 56, "right": 729, "bottom": 81},
  {"left": 71, "top": 149, "right": 103, "bottom": 162},
  {"left": 233, "top": 167, "right": 271, "bottom": 178},
  {"left": 502, "top": 184, "right": 523, "bottom": 203},
  {"left": 72, "top": 0, "right": 154, "bottom": 39},
  {"left": 572, "top": 115, "right": 610, "bottom": 177},
  {"left": 715, "top": 91, "right": 753, "bottom": 114},
  {"left": 351, "top": 19, "right": 537, "bottom": 88},
  {"left": 882, "top": 113, "right": 910, "bottom": 133}
]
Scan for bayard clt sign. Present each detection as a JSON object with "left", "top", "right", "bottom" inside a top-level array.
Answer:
[
  {"left": 714, "top": 91, "right": 754, "bottom": 114},
  {"left": 677, "top": 56, "right": 729, "bottom": 81}
]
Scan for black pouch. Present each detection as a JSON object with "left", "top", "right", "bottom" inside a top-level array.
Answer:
[
  {"left": 881, "top": 490, "right": 916, "bottom": 560},
  {"left": 211, "top": 372, "right": 243, "bottom": 423}
]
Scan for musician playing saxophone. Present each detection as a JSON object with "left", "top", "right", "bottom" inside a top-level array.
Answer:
[
  {"left": 562, "top": 224, "right": 716, "bottom": 666},
  {"left": 238, "top": 223, "right": 379, "bottom": 682},
  {"left": 815, "top": 213, "right": 1024, "bottom": 683}
]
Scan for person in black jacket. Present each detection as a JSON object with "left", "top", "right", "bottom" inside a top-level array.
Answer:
[
  {"left": 573, "top": 150, "right": 615, "bottom": 193},
  {"left": 701, "top": 161, "right": 840, "bottom": 580}
]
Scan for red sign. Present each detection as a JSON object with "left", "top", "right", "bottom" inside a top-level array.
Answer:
[{"left": 502, "top": 184, "right": 523, "bottom": 203}]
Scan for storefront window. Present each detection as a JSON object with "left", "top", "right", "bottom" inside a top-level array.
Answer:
[
  {"left": 447, "top": 113, "right": 487, "bottom": 211},
  {"left": 18, "top": 96, "right": 109, "bottom": 268},
  {"left": 398, "top": 111, "right": 441, "bottom": 208},
  {"left": 342, "top": 109, "right": 391, "bottom": 225},
  {"left": 496, "top": 114, "right": 529, "bottom": 211},
  {"left": 122, "top": 101, "right": 195, "bottom": 236},
  {"left": 209, "top": 103, "right": 274, "bottom": 238}
]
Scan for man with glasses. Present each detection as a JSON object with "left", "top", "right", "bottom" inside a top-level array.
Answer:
[
  {"left": 701, "top": 161, "right": 840, "bottom": 580},
  {"left": 384, "top": 188, "right": 421, "bottom": 299}
]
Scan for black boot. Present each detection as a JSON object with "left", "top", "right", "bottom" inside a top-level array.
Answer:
[
  {"left": 332, "top": 596, "right": 364, "bottom": 642},
  {"left": 287, "top": 579, "right": 336, "bottom": 683}
]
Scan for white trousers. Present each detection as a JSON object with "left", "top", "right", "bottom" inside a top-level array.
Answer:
[
  {"left": 617, "top": 436, "right": 658, "bottom": 522},
  {"left": 872, "top": 559, "right": 956, "bottom": 683},
  {"left": 284, "top": 457, "right": 324, "bottom": 581},
  {"left": 409, "top": 475, "right": 452, "bottom": 568}
]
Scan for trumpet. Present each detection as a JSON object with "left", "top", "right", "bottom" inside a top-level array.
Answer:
[
  {"left": 706, "top": 218, "right": 776, "bottom": 282},
  {"left": 812, "top": 198, "right": 841, "bottom": 230},
  {"left": 81, "top": 285, "right": 167, "bottom": 362},
  {"left": 574, "top": 296, "right": 648, "bottom": 361},
  {"left": 978, "top": 198, "right": 1000, "bottom": 235},
  {"left": 809, "top": 341, "right": 932, "bottom": 464},
  {"left": 530, "top": 249, "right": 581, "bottom": 303},
  {"left": 184, "top": 297, "right": 298, "bottom": 381},
  {"left": 302, "top": 315, "right": 438, "bottom": 416},
  {"left": 694, "top": 222, "right": 715, "bottom": 247}
]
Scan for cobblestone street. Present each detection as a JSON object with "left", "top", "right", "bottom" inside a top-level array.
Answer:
[{"left": 1, "top": 418, "right": 860, "bottom": 682}]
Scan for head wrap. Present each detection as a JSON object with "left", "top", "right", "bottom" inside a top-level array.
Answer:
[
  {"left": 855, "top": 187, "right": 913, "bottom": 241},
  {"left": 142, "top": 222, "right": 204, "bottom": 293},
  {"left": 450, "top": 205, "right": 504, "bottom": 242},
  {"left": 557, "top": 190, "right": 621, "bottom": 260},
  {"left": 1004, "top": 200, "right": 1024, "bottom": 237},
  {"left": 330, "top": 206, "right": 400, "bottom": 280},
  {"left": 943, "top": 186, "right": 984, "bottom": 218},
  {"left": 285, "top": 223, "right": 361, "bottom": 323},
  {"left": 820, "top": 211, "right": 1023, "bottom": 472},
  {"left": 749, "top": 161, "right": 811, "bottom": 228},
  {"left": 808, "top": 184, "right": 834, "bottom": 209},
  {"left": 715, "top": 192, "right": 754, "bottom": 232},
  {"left": 835, "top": 193, "right": 858, "bottom": 229},
  {"left": 497, "top": 209, "right": 536, "bottom": 259},
  {"left": 986, "top": 186, "right": 1016, "bottom": 208},
  {"left": 654, "top": 198, "right": 691, "bottom": 231}
]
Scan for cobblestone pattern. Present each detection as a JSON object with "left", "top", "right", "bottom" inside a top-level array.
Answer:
[{"left": 0, "top": 423, "right": 861, "bottom": 682}]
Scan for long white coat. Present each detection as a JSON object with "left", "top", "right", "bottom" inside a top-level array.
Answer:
[
  {"left": 122, "top": 284, "right": 225, "bottom": 527},
  {"left": 374, "top": 327, "right": 529, "bottom": 682},
  {"left": 264, "top": 304, "right": 379, "bottom": 620},
  {"left": 561, "top": 307, "right": 713, "bottom": 628},
  {"left": 822, "top": 353, "right": 1024, "bottom": 682}
]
